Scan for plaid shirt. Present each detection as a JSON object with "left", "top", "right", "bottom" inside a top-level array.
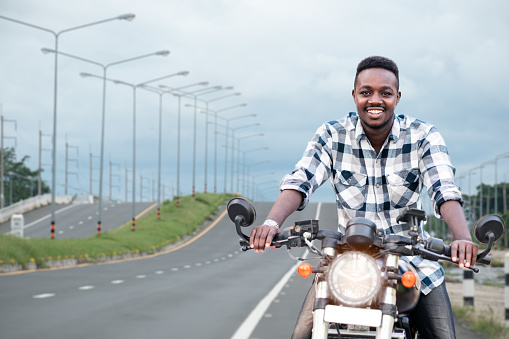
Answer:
[{"left": 281, "top": 112, "right": 463, "bottom": 295}]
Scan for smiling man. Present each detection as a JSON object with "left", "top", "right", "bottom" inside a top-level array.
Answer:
[{"left": 249, "top": 56, "right": 477, "bottom": 338}]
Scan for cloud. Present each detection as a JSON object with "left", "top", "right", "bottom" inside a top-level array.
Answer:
[{"left": 1, "top": 0, "right": 508, "bottom": 204}]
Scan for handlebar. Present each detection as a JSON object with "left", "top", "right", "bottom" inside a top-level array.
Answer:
[{"left": 237, "top": 222, "right": 491, "bottom": 273}]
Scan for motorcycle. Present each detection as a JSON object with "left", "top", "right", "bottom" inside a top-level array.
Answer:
[{"left": 226, "top": 197, "right": 505, "bottom": 339}]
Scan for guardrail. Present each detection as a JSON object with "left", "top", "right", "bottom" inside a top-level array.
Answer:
[{"left": 0, "top": 194, "right": 73, "bottom": 224}]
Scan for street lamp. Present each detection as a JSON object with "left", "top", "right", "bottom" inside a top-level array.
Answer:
[
  {"left": 81, "top": 71, "right": 187, "bottom": 229},
  {"left": 480, "top": 160, "right": 495, "bottom": 217},
  {"left": 138, "top": 75, "right": 190, "bottom": 219},
  {"left": 245, "top": 160, "right": 271, "bottom": 198},
  {"left": 43, "top": 48, "right": 170, "bottom": 235},
  {"left": 196, "top": 91, "right": 239, "bottom": 193},
  {"left": 250, "top": 170, "right": 275, "bottom": 201},
  {"left": 0, "top": 13, "right": 135, "bottom": 239},
  {"left": 494, "top": 152, "right": 509, "bottom": 215},
  {"left": 235, "top": 134, "right": 265, "bottom": 193},
  {"left": 159, "top": 82, "right": 209, "bottom": 206},
  {"left": 467, "top": 167, "right": 479, "bottom": 223},
  {"left": 183, "top": 86, "right": 223, "bottom": 196},
  {"left": 187, "top": 100, "right": 247, "bottom": 194},
  {"left": 227, "top": 120, "right": 257, "bottom": 191}
]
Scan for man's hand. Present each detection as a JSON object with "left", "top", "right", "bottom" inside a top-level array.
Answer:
[
  {"left": 249, "top": 225, "right": 281, "bottom": 253},
  {"left": 450, "top": 239, "right": 478, "bottom": 268}
]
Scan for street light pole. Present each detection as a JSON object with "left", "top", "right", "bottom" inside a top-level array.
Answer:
[
  {"left": 183, "top": 86, "right": 222, "bottom": 196},
  {"left": 235, "top": 134, "right": 265, "bottom": 194},
  {"left": 494, "top": 152, "right": 509, "bottom": 215},
  {"left": 190, "top": 104, "right": 249, "bottom": 193},
  {"left": 158, "top": 82, "right": 209, "bottom": 205},
  {"left": 0, "top": 13, "right": 135, "bottom": 238},
  {"left": 80, "top": 70, "right": 186, "bottom": 229},
  {"left": 201, "top": 91, "right": 240, "bottom": 194},
  {"left": 138, "top": 74, "right": 190, "bottom": 218},
  {"left": 43, "top": 49, "right": 170, "bottom": 235}
]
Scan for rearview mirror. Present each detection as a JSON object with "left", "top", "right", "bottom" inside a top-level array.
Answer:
[
  {"left": 227, "top": 197, "right": 256, "bottom": 227},
  {"left": 473, "top": 214, "right": 505, "bottom": 244}
]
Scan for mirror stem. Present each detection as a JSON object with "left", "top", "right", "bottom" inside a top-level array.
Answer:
[
  {"left": 235, "top": 216, "right": 250, "bottom": 242},
  {"left": 477, "top": 232, "right": 495, "bottom": 262}
]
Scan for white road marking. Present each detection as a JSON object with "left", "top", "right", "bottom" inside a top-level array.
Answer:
[
  {"left": 136, "top": 275, "right": 147, "bottom": 279},
  {"left": 79, "top": 286, "right": 94, "bottom": 290},
  {"left": 231, "top": 202, "right": 321, "bottom": 339},
  {"left": 33, "top": 293, "right": 55, "bottom": 299},
  {"left": 195, "top": 263, "right": 202, "bottom": 267},
  {"left": 14, "top": 204, "right": 78, "bottom": 232},
  {"left": 171, "top": 268, "right": 179, "bottom": 272},
  {"left": 184, "top": 265, "right": 192, "bottom": 269},
  {"left": 111, "top": 280, "right": 124, "bottom": 284},
  {"left": 155, "top": 271, "right": 164, "bottom": 274},
  {"left": 58, "top": 230, "right": 64, "bottom": 234},
  {"left": 87, "top": 216, "right": 92, "bottom": 220},
  {"left": 69, "top": 226, "right": 74, "bottom": 229}
]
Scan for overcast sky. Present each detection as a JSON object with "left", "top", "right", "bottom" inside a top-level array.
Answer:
[{"left": 1, "top": 0, "right": 508, "bottom": 206}]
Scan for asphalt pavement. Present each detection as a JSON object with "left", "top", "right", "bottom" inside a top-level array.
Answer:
[
  {"left": 0, "top": 201, "right": 156, "bottom": 238},
  {"left": 0, "top": 201, "right": 484, "bottom": 338}
]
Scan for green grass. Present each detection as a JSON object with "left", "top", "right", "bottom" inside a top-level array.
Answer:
[
  {"left": 0, "top": 193, "right": 235, "bottom": 270},
  {"left": 453, "top": 305, "right": 509, "bottom": 339}
]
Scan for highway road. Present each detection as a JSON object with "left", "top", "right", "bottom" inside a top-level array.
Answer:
[
  {"left": 0, "top": 201, "right": 156, "bottom": 239},
  {"left": 0, "top": 201, "right": 480, "bottom": 338},
  {"left": 0, "top": 201, "right": 335, "bottom": 338}
]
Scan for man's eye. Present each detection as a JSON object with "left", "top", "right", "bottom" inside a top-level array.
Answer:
[
  {"left": 360, "top": 91, "right": 370, "bottom": 95},
  {"left": 381, "top": 92, "right": 392, "bottom": 96}
]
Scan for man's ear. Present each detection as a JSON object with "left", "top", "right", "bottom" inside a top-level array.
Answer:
[{"left": 396, "top": 91, "right": 401, "bottom": 105}]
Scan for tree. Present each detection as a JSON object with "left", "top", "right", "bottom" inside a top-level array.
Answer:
[{"left": 2, "top": 147, "right": 50, "bottom": 206}]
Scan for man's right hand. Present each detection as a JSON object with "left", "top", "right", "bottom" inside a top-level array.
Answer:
[{"left": 249, "top": 225, "right": 281, "bottom": 253}]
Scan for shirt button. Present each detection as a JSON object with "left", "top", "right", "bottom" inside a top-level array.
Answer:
[
  {"left": 376, "top": 184, "right": 380, "bottom": 189},
  {"left": 378, "top": 206, "right": 383, "bottom": 212}
]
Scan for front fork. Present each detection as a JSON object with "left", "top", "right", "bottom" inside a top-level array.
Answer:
[
  {"left": 312, "top": 247, "right": 336, "bottom": 339},
  {"left": 377, "top": 253, "right": 399, "bottom": 339}
]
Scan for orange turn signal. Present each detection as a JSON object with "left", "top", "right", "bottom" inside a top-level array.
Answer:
[
  {"left": 298, "top": 263, "right": 313, "bottom": 277},
  {"left": 401, "top": 272, "right": 417, "bottom": 288}
]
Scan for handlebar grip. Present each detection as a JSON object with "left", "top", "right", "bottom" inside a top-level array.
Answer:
[
  {"left": 442, "top": 245, "right": 452, "bottom": 257},
  {"left": 272, "top": 233, "right": 286, "bottom": 243},
  {"left": 443, "top": 244, "right": 491, "bottom": 265}
]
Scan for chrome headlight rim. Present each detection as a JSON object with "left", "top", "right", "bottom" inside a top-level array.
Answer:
[{"left": 327, "top": 251, "right": 381, "bottom": 307}]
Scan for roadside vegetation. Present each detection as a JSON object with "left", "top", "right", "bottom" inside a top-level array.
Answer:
[
  {"left": 453, "top": 305, "right": 509, "bottom": 339},
  {"left": 0, "top": 193, "right": 234, "bottom": 270}
]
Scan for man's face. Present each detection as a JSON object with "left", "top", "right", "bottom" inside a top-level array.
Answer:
[{"left": 352, "top": 68, "right": 401, "bottom": 132}]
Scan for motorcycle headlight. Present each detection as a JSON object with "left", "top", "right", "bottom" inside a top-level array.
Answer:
[{"left": 327, "top": 251, "right": 381, "bottom": 307}]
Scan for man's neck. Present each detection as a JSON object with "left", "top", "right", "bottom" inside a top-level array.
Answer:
[{"left": 362, "top": 122, "right": 393, "bottom": 155}]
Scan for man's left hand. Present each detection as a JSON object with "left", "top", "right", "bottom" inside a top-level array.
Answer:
[{"left": 450, "top": 239, "right": 478, "bottom": 268}]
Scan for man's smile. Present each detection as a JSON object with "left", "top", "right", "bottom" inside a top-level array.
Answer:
[{"left": 366, "top": 107, "right": 385, "bottom": 116}]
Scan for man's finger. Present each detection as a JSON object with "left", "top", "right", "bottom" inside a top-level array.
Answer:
[{"left": 450, "top": 241, "right": 459, "bottom": 262}]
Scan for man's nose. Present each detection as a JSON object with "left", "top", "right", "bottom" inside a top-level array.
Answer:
[{"left": 368, "top": 94, "right": 383, "bottom": 105}]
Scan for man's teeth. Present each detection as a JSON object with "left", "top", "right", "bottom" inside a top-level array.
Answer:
[{"left": 367, "top": 109, "right": 383, "bottom": 114}]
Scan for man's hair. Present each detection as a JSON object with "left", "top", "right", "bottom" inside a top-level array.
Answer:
[{"left": 354, "top": 56, "right": 399, "bottom": 90}]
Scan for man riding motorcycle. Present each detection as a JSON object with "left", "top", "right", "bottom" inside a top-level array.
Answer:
[{"left": 249, "top": 56, "right": 477, "bottom": 339}]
